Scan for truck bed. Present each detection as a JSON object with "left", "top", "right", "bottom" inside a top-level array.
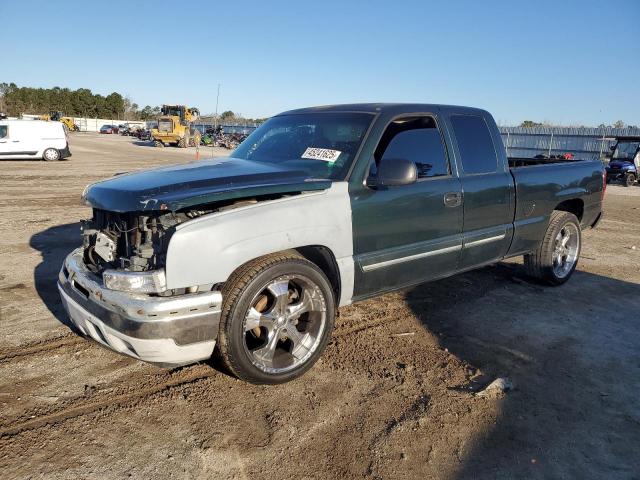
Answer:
[
  {"left": 506, "top": 157, "right": 604, "bottom": 256},
  {"left": 508, "top": 157, "right": 582, "bottom": 168}
]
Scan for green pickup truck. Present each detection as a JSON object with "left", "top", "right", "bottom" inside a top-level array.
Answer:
[{"left": 59, "top": 104, "right": 605, "bottom": 384}]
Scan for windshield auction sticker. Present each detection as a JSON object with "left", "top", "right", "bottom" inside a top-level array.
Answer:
[{"left": 301, "top": 147, "right": 342, "bottom": 162}]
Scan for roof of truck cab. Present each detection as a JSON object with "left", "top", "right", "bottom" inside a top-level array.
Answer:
[{"left": 277, "top": 103, "right": 489, "bottom": 116}]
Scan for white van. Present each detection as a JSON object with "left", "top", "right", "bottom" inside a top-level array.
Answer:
[{"left": 0, "top": 120, "right": 71, "bottom": 161}]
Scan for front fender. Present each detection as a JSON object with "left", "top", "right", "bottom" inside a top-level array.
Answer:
[{"left": 165, "top": 182, "right": 355, "bottom": 305}]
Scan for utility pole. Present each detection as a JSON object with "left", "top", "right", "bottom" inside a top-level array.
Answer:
[{"left": 214, "top": 83, "right": 221, "bottom": 128}]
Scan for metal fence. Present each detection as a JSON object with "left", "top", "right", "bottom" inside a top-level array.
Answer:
[{"left": 499, "top": 126, "right": 640, "bottom": 160}]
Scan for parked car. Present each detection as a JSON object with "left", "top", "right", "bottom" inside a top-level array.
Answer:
[
  {"left": 99, "top": 125, "right": 118, "bottom": 134},
  {"left": 59, "top": 103, "right": 604, "bottom": 384},
  {"left": 0, "top": 120, "right": 71, "bottom": 161},
  {"left": 606, "top": 136, "right": 640, "bottom": 187}
]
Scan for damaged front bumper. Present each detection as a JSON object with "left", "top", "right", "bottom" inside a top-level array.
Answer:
[{"left": 57, "top": 249, "right": 221, "bottom": 367}]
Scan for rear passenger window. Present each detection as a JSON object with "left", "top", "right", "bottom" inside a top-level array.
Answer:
[
  {"left": 450, "top": 115, "right": 498, "bottom": 174},
  {"left": 0, "top": 126, "right": 7, "bottom": 139},
  {"left": 373, "top": 116, "right": 449, "bottom": 179}
]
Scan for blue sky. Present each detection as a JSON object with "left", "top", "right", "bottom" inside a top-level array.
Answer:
[{"left": 1, "top": 0, "right": 638, "bottom": 126}]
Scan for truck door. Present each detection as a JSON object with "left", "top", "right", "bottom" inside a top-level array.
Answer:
[
  {"left": 351, "top": 114, "right": 463, "bottom": 299},
  {"left": 447, "top": 113, "right": 514, "bottom": 269}
]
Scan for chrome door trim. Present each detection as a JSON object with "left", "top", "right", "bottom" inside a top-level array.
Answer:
[
  {"left": 463, "top": 232, "right": 506, "bottom": 248},
  {"left": 361, "top": 244, "right": 462, "bottom": 272}
]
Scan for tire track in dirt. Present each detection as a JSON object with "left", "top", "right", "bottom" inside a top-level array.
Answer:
[
  {"left": 0, "top": 364, "right": 218, "bottom": 438},
  {"left": 334, "top": 306, "right": 414, "bottom": 338},
  {"left": 360, "top": 392, "right": 433, "bottom": 478},
  {"left": 0, "top": 334, "right": 86, "bottom": 364}
]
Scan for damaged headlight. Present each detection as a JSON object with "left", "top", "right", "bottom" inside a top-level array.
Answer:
[
  {"left": 102, "top": 269, "right": 167, "bottom": 294},
  {"left": 81, "top": 183, "right": 94, "bottom": 207}
]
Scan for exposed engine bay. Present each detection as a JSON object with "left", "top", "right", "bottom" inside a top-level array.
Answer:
[
  {"left": 82, "top": 209, "right": 187, "bottom": 273},
  {"left": 81, "top": 198, "right": 266, "bottom": 273},
  {"left": 81, "top": 194, "right": 300, "bottom": 274}
]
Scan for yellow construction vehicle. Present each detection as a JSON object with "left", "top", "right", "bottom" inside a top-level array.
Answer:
[
  {"left": 38, "top": 111, "right": 79, "bottom": 131},
  {"left": 151, "top": 105, "right": 201, "bottom": 148}
]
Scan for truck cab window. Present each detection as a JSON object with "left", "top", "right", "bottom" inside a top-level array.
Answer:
[
  {"left": 450, "top": 115, "right": 498, "bottom": 174},
  {"left": 371, "top": 116, "right": 449, "bottom": 179},
  {"left": 0, "top": 126, "right": 7, "bottom": 139}
]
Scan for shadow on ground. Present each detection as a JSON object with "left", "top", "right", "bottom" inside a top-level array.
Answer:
[
  {"left": 29, "top": 222, "right": 81, "bottom": 329},
  {"left": 404, "top": 263, "right": 640, "bottom": 479}
]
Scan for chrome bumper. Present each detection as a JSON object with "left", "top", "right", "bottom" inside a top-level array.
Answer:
[{"left": 58, "top": 249, "right": 222, "bottom": 366}]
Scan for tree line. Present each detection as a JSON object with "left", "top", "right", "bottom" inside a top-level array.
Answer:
[
  {"left": 0, "top": 82, "right": 139, "bottom": 119},
  {"left": 0, "top": 83, "right": 268, "bottom": 124}
]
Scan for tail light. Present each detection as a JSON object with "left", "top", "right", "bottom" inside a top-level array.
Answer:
[{"left": 601, "top": 169, "right": 607, "bottom": 200}]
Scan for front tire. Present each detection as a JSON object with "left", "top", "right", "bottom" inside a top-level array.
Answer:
[
  {"left": 217, "top": 252, "right": 335, "bottom": 384},
  {"left": 43, "top": 148, "right": 61, "bottom": 161},
  {"left": 524, "top": 210, "right": 581, "bottom": 285}
]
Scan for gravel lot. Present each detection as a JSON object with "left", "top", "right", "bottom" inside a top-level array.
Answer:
[{"left": 1, "top": 133, "right": 639, "bottom": 479}]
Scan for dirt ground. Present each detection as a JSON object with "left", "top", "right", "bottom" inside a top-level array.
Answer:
[{"left": 1, "top": 133, "right": 639, "bottom": 480}]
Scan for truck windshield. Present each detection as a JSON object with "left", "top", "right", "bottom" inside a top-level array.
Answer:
[
  {"left": 231, "top": 112, "right": 374, "bottom": 180},
  {"left": 612, "top": 141, "right": 640, "bottom": 160}
]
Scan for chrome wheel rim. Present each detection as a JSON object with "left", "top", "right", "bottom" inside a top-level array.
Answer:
[
  {"left": 242, "top": 274, "right": 327, "bottom": 374},
  {"left": 552, "top": 223, "right": 579, "bottom": 278}
]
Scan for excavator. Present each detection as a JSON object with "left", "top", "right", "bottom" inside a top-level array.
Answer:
[
  {"left": 151, "top": 105, "right": 201, "bottom": 148},
  {"left": 39, "top": 111, "right": 79, "bottom": 131}
]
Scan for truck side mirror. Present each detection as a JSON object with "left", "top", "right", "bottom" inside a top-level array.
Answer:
[{"left": 375, "top": 157, "right": 418, "bottom": 187}]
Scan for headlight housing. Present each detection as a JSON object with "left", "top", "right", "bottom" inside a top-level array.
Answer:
[
  {"left": 81, "top": 183, "right": 94, "bottom": 207},
  {"left": 102, "top": 269, "right": 167, "bottom": 294}
]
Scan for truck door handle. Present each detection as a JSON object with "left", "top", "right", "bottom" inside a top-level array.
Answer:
[{"left": 444, "top": 192, "right": 462, "bottom": 207}]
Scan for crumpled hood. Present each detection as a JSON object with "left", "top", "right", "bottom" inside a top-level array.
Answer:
[{"left": 84, "top": 157, "right": 332, "bottom": 212}]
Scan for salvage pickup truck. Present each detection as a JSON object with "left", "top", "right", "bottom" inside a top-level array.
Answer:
[{"left": 58, "top": 104, "right": 605, "bottom": 384}]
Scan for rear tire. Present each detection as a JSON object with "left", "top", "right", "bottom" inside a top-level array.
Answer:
[
  {"left": 524, "top": 210, "right": 581, "bottom": 285},
  {"left": 42, "top": 148, "right": 61, "bottom": 161},
  {"left": 625, "top": 173, "right": 636, "bottom": 187},
  {"left": 217, "top": 252, "right": 335, "bottom": 384}
]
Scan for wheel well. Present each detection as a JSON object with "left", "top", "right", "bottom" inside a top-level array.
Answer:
[
  {"left": 555, "top": 198, "right": 584, "bottom": 221},
  {"left": 294, "top": 246, "right": 341, "bottom": 303}
]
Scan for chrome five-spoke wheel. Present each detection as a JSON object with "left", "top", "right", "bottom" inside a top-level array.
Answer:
[
  {"left": 218, "top": 253, "right": 336, "bottom": 384},
  {"left": 552, "top": 223, "right": 579, "bottom": 279},
  {"left": 243, "top": 275, "right": 328, "bottom": 374},
  {"left": 525, "top": 210, "right": 582, "bottom": 285}
]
